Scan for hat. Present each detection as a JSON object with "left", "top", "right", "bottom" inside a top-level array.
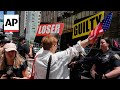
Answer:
[{"left": 4, "top": 43, "right": 17, "bottom": 52}]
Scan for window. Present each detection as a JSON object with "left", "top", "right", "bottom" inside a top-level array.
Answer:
[
  {"left": 78, "top": 12, "right": 82, "bottom": 19},
  {"left": 64, "top": 18, "right": 67, "bottom": 30},
  {"left": 72, "top": 15, "right": 74, "bottom": 27},
  {"left": 70, "top": 16, "right": 72, "bottom": 29},
  {"left": 90, "top": 11, "right": 94, "bottom": 16},
  {"left": 82, "top": 11, "right": 85, "bottom": 18}
]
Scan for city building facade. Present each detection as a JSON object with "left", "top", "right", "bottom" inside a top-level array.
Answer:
[
  {"left": 40, "top": 11, "right": 120, "bottom": 50},
  {"left": 18, "top": 11, "right": 120, "bottom": 49},
  {"left": 19, "top": 11, "right": 41, "bottom": 44}
]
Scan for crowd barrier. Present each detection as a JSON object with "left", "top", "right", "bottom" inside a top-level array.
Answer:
[{"left": 27, "top": 58, "right": 34, "bottom": 74}]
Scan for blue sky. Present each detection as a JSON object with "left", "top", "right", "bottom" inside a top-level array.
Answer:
[
  {"left": 0, "top": 11, "right": 15, "bottom": 29},
  {"left": 0, "top": 11, "right": 3, "bottom": 19}
]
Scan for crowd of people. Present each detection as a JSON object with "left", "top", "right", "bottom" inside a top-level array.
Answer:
[
  {"left": 0, "top": 35, "right": 34, "bottom": 79},
  {"left": 0, "top": 30, "right": 120, "bottom": 79}
]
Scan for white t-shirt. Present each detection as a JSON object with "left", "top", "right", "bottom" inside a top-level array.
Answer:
[
  {"left": 34, "top": 41, "right": 85, "bottom": 79},
  {"left": 35, "top": 47, "right": 43, "bottom": 57}
]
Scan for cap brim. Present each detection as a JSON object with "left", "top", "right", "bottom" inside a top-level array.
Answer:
[{"left": 5, "top": 48, "right": 17, "bottom": 52}]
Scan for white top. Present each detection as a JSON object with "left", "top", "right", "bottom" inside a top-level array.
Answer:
[
  {"left": 34, "top": 41, "right": 85, "bottom": 79},
  {"left": 35, "top": 47, "right": 43, "bottom": 57}
]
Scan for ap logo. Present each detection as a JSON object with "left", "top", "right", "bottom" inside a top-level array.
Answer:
[{"left": 4, "top": 15, "right": 19, "bottom": 32}]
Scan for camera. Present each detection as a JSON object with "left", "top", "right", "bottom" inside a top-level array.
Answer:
[{"left": 6, "top": 66, "right": 15, "bottom": 79}]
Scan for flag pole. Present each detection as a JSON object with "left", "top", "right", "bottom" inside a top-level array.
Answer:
[{"left": 87, "top": 38, "right": 97, "bottom": 56}]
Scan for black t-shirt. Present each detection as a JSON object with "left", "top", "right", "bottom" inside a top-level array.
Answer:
[
  {"left": 0, "top": 61, "right": 28, "bottom": 78},
  {"left": 94, "top": 49, "right": 120, "bottom": 79}
]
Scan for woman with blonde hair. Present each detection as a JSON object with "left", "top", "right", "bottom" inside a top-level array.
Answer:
[{"left": 0, "top": 43, "right": 29, "bottom": 79}]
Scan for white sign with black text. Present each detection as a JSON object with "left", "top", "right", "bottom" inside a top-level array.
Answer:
[{"left": 4, "top": 15, "right": 19, "bottom": 32}]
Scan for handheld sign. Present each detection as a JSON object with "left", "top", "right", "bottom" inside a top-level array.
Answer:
[
  {"left": 36, "top": 23, "right": 64, "bottom": 36},
  {"left": 4, "top": 15, "right": 19, "bottom": 32}
]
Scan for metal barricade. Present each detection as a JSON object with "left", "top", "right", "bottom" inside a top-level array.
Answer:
[{"left": 27, "top": 58, "right": 34, "bottom": 74}]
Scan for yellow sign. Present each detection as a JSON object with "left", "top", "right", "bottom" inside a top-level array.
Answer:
[{"left": 72, "top": 11, "right": 104, "bottom": 39}]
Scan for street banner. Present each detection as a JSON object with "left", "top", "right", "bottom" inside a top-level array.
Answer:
[
  {"left": 36, "top": 23, "right": 64, "bottom": 36},
  {"left": 72, "top": 11, "right": 104, "bottom": 39},
  {"left": 4, "top": 15, "right": 19, "bottom": 32}
]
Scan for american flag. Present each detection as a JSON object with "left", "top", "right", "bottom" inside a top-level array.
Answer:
[{"left": 88, "top": 12, "right": 113, "bottom": 42}]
